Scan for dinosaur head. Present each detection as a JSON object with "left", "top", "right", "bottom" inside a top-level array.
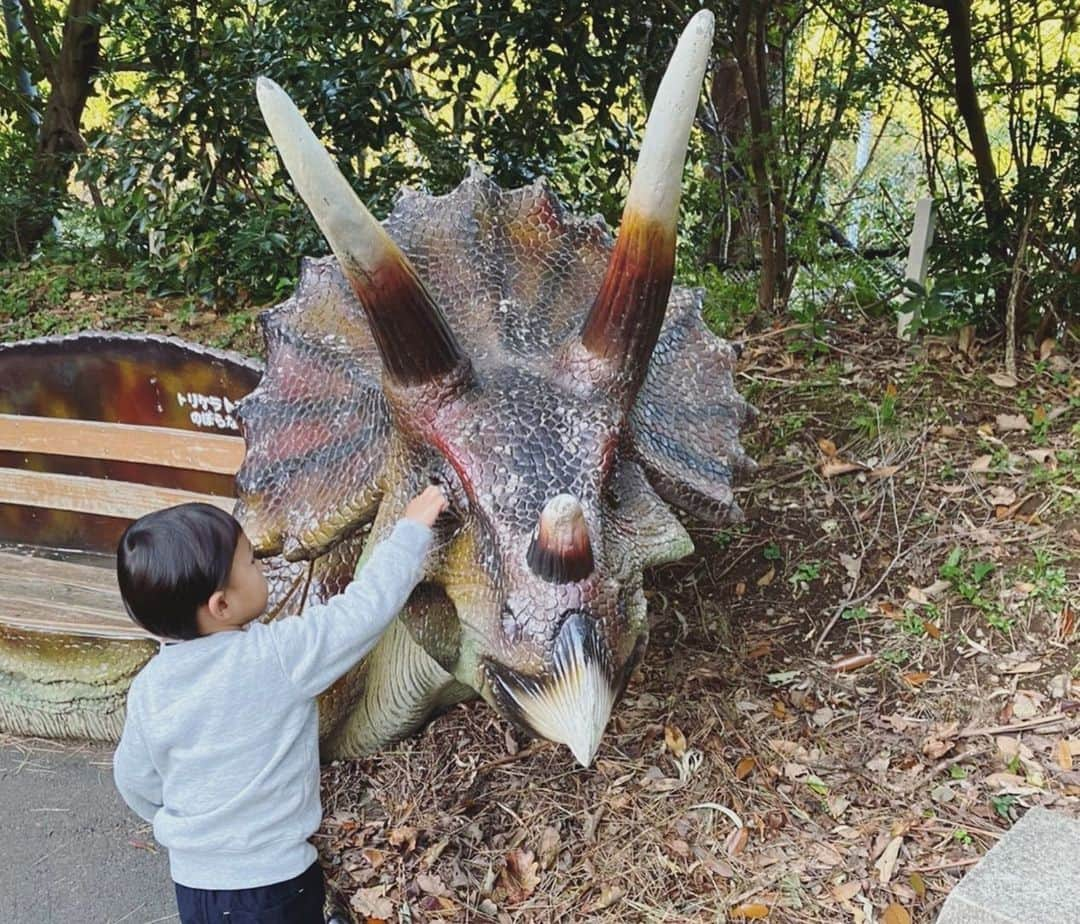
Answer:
[
  {"left": 237, "top": 10, "right": 753, "bottom": 766},
  {"left": 396, "top": 371, "right": 688, "bottom": 766}
]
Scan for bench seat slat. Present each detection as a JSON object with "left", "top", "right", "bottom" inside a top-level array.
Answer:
[
  {"left": 0, "top": 600, "right": 152, "bottom": 639},
  {"left": 0, "top": 550, "right": 117, "bottom": 594},
  {"left": 0, "top": 414, "right": 245, "bottom": 474},
  {"left": 0, "top": 469, "right": 235, "bottom": 520},
  {"left": 0, "top": 553, "right": 148, "bottom": 638},
  {"left": 0, "top": 574, "right": 126, "bottom": 621}
]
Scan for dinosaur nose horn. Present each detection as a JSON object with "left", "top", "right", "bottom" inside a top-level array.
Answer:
[
  {"left": 255, "top": 78, "right": 469, "bottom": 387},
  {"left": 527, "top": 494, "right": 594, "bottom": 583},
  {"left": 579, "top": 10, "right": 713, "bottom": 394}
]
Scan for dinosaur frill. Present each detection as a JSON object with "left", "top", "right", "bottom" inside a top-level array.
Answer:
[{"left": 237, "top": 169, "right": 754, "bottom": 562}]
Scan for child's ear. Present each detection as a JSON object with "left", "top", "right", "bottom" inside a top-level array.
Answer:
[{"left": 206, "top": 589, "right": 229, "bottom": 623}]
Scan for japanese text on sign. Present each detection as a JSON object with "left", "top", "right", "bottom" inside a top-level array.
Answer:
[{"left": 176, "top": 392, "right": 240, "bottom": 431}]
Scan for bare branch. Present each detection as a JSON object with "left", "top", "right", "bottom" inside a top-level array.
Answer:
[{"left": 1005, "top": 199, "right": 1038, "bottom": 376}]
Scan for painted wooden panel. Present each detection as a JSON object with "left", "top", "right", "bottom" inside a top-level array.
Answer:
[
  {"left": 1, "top": 469, "right": 236, "bottom": 521},
  {"left": 0, "top": 414, "right": 246, "bottom": 474},
  {"left": 0, "top": 333, "right": 261, "bottom": 551}
]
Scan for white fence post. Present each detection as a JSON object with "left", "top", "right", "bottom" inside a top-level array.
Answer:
[{"left": 896, "top": 197, "right": 937, "bottom": 340}]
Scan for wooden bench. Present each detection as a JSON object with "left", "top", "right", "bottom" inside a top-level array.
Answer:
[{"left": 0, "top": 332, "right": 261, "bottom": 739}]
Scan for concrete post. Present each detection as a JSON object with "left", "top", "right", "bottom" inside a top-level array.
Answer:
[{"left": 896, "top": 197, "right": 936, "bottom": 339}]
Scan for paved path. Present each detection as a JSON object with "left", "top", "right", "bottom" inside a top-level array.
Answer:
[{"left": 0, "top": 738, "right": 174, "bottom": 924}]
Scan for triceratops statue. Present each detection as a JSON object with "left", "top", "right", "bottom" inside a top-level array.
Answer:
[{"left": 238, "top": 10, "right": 753, "bottom": 767}]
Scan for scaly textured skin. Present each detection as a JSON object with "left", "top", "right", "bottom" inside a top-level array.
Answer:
[
  {"left": 236, "top": 168, "right": 755, "bottom": 763},
  {"left": 0, "top": 13, "right": 751, "bottom": 760}
]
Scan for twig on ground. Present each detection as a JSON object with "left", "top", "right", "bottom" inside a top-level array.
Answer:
[
  {"left": 959, "top": 715, "right": 1077, "bottom": 738},
  {"left": 908, "top": 857, "right": 982, "bottom": 873}
]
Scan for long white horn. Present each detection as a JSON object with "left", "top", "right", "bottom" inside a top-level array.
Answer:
[
  {"left": 255, "top": 77, "right": 467, "bottom": 385},
  {"left": 580, "top": 10, "right": 714, "bottom": 390},
  {"left": 624, "top": 9, "right": 714, "bottom": 230}
]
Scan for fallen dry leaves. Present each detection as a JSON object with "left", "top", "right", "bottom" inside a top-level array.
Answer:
[
  {"left": 1056, "top": 739, "right": 1073, "bottom": 772},
  {"left": 830, "top": 652, "right": 876, "bottom": 672},
  {"left": 882, "top": 903, "right": 913, "bottom": 924},
  {"left": 725, "top": 826, "right": 749, "bottom": 857},
  {"left": 902, "top": 670, "right": 932, "bottom": 687},
  {"left": 537, "top": 826, "right": 560, "bottom": 870},
  {"left": 304, "top": 316, "right": 1079, "bottom": 923},
  {"left": 350, "top": 885, "right": 393, "bottom": 920},
  {"left": 909, "top": 872, "right": 926, "bottom": 898},
  {"left": 497, "top": 848, "right": 540, "bottom": 904},
  {"left": 995, "top": 412, "right": 1031, "bottom": 432},
  {"left": 831, "top": 880, "right": 861, "bottom": 903},
  {"left": 822, "top": 458, "right": 867, "bottom": 478},
  {"left": 1058, "top": 604, "right": 1075, "bottom": 641},
  {"left": 874, "top": 835, "right": 904, "bottom": 884},
  {"left": 664, "top": 724, "right": 687, "bottom": 758},
  {"left": 585, "top": 883, "right": 625, "bottom": 913}
]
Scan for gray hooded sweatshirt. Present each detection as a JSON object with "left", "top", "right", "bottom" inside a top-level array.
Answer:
[{"left": 113, "top": 517, "right": 432, "bottom": 889}]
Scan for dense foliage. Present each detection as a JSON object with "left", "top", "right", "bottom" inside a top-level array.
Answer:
[
  {"left": 1, "top": 0, "right": 1077, "bottom": 338},
  {"left": 878, "top": 0, "right": 1079, "bottom": 340}
]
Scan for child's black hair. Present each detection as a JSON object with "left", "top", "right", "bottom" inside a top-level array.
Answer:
[{"left": 117, "top": 503, "right": 242, "bottom": 640}]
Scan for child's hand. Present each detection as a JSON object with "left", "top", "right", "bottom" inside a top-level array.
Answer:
[{"left": 403, "top": 484, "right": 448, "bottom": 528}]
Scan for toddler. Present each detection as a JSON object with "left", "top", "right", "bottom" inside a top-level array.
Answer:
[{"left": 113, "top": 486, "right": 446, "bottom": 923}]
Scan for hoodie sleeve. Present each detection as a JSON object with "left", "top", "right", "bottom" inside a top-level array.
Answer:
[
  {"left": 264, "top": 518, "right": 433, "bottom": 698},
  {"left": 113, "top": 691, "right": 163, "bottom": 822}
]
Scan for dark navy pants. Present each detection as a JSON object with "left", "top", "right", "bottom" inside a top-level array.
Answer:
[{"left": 174, "top": 861, "right": 325, "bottom": 923}]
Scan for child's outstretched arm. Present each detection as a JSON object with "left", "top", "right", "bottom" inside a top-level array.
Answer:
[
  {"left": 113, "top": 688, "right": 164, "bottom": 822},
  {"left": 264, "top": 486, "right": 447, "bottom": 698}
]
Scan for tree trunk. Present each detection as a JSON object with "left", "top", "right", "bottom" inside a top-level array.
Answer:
[
  {"left": 941, "top": 0, "right": 1005, "bottom": 229},
  {"left": 756, "top": 5, "right": 790, "bottom": 306},
  {"left": 705, "top": 57, "right": 755, "bottom": 268},
  {"left": 3, "top": 0, "right": 41, "bottom": 133},
  {"left": 733, "top": 0, "right": 787, "bottom": 316},
  {"left": 12, "top": 0, "right": 100, "bottom": 254},
  {"left": 940, "top": 0, "right": 1013, "bottom": 322}
]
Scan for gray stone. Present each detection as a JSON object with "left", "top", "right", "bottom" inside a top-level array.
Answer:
[{"left": 937, "top": 806, "right": 1080, "bottom": 923}]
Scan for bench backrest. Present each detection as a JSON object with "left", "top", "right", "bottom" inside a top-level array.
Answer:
[{"left": 0, "top": 333, "right": 261, "bottom": 555}]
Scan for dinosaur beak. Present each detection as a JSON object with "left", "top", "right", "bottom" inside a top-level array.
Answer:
[
  {"left": 487, "top": 611, "right": 616, "bottom": 767},
  {"left": 579, "top": 10, "right": 713, "bottom": 395},
  {"left": 255, "top": 77, "right": 469, "bottom": 387}
]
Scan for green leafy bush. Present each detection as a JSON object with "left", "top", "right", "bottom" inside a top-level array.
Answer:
[{"left": 0, "top": 124, "right": 50, "bottom": 260}]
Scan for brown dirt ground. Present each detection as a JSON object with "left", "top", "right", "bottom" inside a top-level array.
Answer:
[
  {"left": 3, "top": 290, "right": 1078, "bottom": 922},
  {"left": 310, "top": 319, "right": 1079, "bottom": 924}
]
